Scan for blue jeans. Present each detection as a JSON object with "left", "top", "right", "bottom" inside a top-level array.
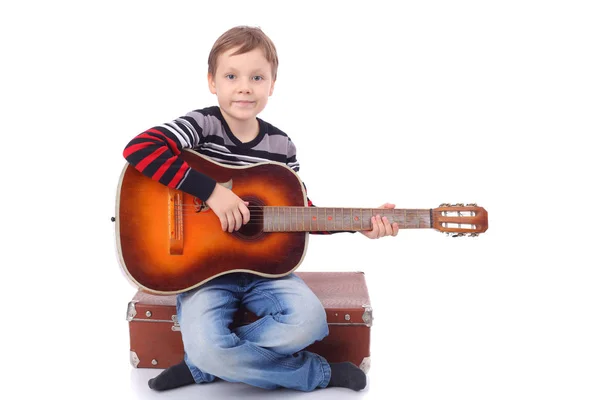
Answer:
[{"left": 176, "top": 272, "right": 331, "bottom": 391}]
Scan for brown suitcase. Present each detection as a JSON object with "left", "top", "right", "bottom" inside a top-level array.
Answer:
[{"left": 127, "top": 271, "right": 373, "bottom": 373}]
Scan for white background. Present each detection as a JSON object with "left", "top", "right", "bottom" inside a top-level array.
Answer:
[{"left": 1, "top": 1, "right": 599, "bottom": 399}]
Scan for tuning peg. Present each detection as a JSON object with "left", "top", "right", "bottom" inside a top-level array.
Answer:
[
  {"left": 452, "top": 233, "right": 465, "bottom": 237},
  {"left": 466, "top": 203, "right": 478, "bottom": 206},
  {"left": 439, "top": 203, "right": 451, "bottom": 207},
  {"left": 468, "top": 233, "right": 479, "bottom": 237},
  {"left": 452, "top": 203, "right": 464, "bottom": 207}
]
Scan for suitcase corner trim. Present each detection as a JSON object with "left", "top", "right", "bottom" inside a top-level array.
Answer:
[
  {"left": 127, "top": 300, "right": 139, "bottom": 321},
  {"left": 362, "top": 305, "right": 373, "bottom": 327},
  {"left": 130, "top": 351, "right": 140, "bottom": 368},
  {"left": 359, "top": 356, "right": 371, "bottom": 374}
]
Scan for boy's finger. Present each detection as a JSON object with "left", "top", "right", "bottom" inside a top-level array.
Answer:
[
  {"left": 370, "top": 216, "right": 379, "bottom": 238},
  {"left": 240, "top": 203, "right": 251, "bottom": 224},
  {"left": 226, "top": 212, "right": 235, "bottom": 233},
  {"left": 383, "top": 217, "right": 393, "bottom": 236}
]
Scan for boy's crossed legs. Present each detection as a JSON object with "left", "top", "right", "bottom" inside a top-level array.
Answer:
[{"left": 148, "top": 273, "right": 366, "bottom": 392}]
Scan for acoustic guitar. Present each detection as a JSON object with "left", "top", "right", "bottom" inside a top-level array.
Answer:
[{"left": 114, "top": 150, "right": 488, "bottom": 294}]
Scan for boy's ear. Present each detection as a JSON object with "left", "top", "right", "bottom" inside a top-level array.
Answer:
[
  {"left": 269, "top": 79, "right": 276, "bottom": 96},
  {"left": 207, "top": 73, "right": 217, "bottom": 94}
]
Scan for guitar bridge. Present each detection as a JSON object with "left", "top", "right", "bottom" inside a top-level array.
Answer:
[{"left": 168, "top": 189, "right": 184, "bottom": 255}]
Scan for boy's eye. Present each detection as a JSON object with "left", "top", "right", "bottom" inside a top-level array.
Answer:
[
  {"left": 225, "top": 74, "right": 235, "bottom": 80},
  {"left": 252, "top": 76, "right": 263, "bottom": 81}
]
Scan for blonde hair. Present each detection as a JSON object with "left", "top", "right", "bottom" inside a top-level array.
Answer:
[{"left": 208, "top": 26, "right": 279, "bottom": 80}]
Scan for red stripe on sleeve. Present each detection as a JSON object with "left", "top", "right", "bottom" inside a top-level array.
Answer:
[
  {"left": 136, "top": 146, "right": 168, "bottom": 171},
  {"left": 168, "top": 163, "right": 189, "bottom": 188},
  {"left": 123, "top": 141, "right": 155, "bottom": 159},
  {"left": 135, "top": 132, "right": 166, "bottom": 142},
  {"left": 152, "top": 155, "right": 177, "bottom": 181},
  {"left": 147, "top": 128, "right": 181, "bottom": 154}
]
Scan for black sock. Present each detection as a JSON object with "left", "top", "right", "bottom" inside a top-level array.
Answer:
[
  {"left": 327, "top": 362, "right": 367, "bottom": 391},
  {"left": 148, "top": 361, "right": 195, "bottom": 391}
]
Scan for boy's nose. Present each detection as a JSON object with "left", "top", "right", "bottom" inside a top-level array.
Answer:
[{"left": 236, "top": 80, "right": 251, "bottom": 94}]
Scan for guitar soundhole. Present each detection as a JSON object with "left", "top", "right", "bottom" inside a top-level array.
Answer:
[{"left": 233, "top": 196, "right": 265, "bottom": 242}]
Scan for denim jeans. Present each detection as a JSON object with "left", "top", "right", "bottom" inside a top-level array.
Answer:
[{"left": 176, "top": 272, "right": 331, "bottom": 391}]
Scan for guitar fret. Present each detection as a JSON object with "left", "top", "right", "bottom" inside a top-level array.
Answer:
[
  {"left": 316, "top": 208, "right": 320, "bottom": 231},
  {"left": 333, "top": 208, "right": 336, "bottom": 230},
  {"left": 346, "top": 208, "right": 350, "bottom": 230},
  {"left": 360, "top": 209, "right": 363, "bottom": 230}
]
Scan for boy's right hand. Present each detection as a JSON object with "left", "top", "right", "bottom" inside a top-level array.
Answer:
[{"left": 205, "top": 184, "right": 250, "bottom": 232}]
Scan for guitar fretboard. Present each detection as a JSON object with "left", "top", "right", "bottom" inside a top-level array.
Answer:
[{"left": 263, "top": 207, "right": 432, "bottom": 232}]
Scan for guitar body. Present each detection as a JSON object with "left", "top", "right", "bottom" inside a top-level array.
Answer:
[{"left": 116, "top": 150, "right": 308, "bottom": 294}]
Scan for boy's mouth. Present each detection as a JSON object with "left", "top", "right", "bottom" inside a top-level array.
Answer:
[{"left": 233, "top": 101, "right": 256, "bottom": 107}]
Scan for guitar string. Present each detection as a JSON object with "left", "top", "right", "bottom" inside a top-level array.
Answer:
[
  {"left": 166, "top": 211, "right": 473, "bottom": 225},
  {"left": 154, "top": 219, "right": 474, "bottom": 231},
  {"left": 171, "top": 204, "right": 453, "bottom": 214},
  {"left": 170, "top": 207, "right": 437, "bottom": 215},
  {"left": 171, "top": 204, "right": 471, "bottom": 211},
  {"left": 171, "top": 204, "right": 447, "bottom": 209},
  {"left": 166, "top": 217, "right": 462, "bottom": 226},
  {"left": 170, "top": 206, "right": 469, "bottom": 216}
]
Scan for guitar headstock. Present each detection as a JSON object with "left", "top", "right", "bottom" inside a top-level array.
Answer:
[{"left": 432, "top": 203, "right": 488, "bottom": 237}]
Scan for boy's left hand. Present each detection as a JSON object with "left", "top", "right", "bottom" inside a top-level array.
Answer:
[{"left": 360, "top": 203, "right": 399, "bottom": 239}]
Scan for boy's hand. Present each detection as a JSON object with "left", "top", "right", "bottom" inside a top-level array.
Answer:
[
  {"left": 360, "top": 203, "right": 399, "bottom": 239},
  {"left": 205, "top": 184, "right": 250, "bottom": 232}
]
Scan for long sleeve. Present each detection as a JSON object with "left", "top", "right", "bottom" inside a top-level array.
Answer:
[{"left": 123, "top": 111, "right": 217, "bottom": 201}]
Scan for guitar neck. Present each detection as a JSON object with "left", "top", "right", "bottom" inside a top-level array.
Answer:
[{"left": 263, "top": 207, "right": 432, "bottom": 232}]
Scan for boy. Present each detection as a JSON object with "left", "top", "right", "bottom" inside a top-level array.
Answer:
[{"left": 123, "top": 26, "right": 399, "bottom": 392}]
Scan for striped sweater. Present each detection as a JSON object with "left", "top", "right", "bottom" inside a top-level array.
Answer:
[{"left": 123, "top": 106, "right": 337, "bottom": 234}]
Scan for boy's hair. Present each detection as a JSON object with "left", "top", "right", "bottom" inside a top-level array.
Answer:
[{"left": 208, "top": 26, "right": 279, "bottom": 80}]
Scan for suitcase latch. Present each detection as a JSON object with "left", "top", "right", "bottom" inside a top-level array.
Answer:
[
  {"left": 172, "top": 315, "right": 181, "bottom": 331},
  {"left": 362, "top": 305, "right": 373, "bottom": 327}
]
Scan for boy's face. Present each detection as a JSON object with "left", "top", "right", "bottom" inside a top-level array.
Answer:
[{"left": 208, "top": 47, "right": 275, "bottom": 124}]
